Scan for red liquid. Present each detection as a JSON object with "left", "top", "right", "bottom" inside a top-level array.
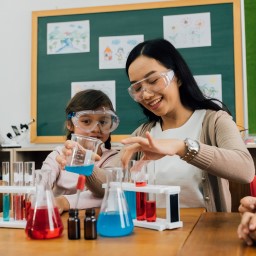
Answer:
[
  {"left": 25, "top": 201, "right": 31, "bottom": 221},
  {"left": 146, "top": 200, "right": 156, "bottom": 222},
  {"left": 25, "top": 207, "right": 64, "bottom": 239},
  {"left": 136, "top": 181, "right": 147, "bottom": 221},
  {"left": 13, "top": 194, "right": 24, "bottom": 220}
]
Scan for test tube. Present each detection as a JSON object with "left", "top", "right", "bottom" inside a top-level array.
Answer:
[
  {"left": 146, "top": 195, "right": 156, "bottom": 222},
  {"left": 2, "top": 162, "right": 10, "bottom": 221},
  {"left": 12, "top": 162, "right": 24, "bottom": 221},
  {"left": 135, "top": 165, "right": 148, "bottom": 221},
  {"left": 145, "top": 161, "right": 156, "bottom": 222},
  {"left": 24, "top": 161, "right": 35, "bottom": 220},
  {"left": 24, "top": 161, "right": 35, "bottom": 186}
]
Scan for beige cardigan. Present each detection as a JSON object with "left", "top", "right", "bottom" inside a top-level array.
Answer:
[
  {"left": 89, "top": 110, "right": 255, "bottom": 212},
  {"left": 128, "top": 110, "right": 255, "bottom": 212}
]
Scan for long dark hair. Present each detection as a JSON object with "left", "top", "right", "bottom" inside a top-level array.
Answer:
[
  {"left": 125, "top": 38, "right": 231, "bottom": 123},
  {"left": 65, "top": 89, "right": 116, "bottom": 149}
]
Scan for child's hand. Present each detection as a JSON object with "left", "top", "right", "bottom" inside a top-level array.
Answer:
[
  {"left": 238, "top": 196, "right": 256, "bottom": 214},
  {"left": 237, "top": 212, "right": 256, "bottom": 246}
]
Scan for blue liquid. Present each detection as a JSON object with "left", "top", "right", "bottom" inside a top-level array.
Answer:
[
  {"left": 124, "top": 191, "right": 136, "bottom": 219},
  {"left": 97, "top": 211, "right": 134, "bottom": 237},
  {"left": 3, "top": 193, "right": 10, "bottom": 221},
  {"left": 65, "top": 164, "right": 94, "bottom": 176}
]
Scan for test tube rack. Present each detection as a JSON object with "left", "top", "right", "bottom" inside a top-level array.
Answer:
[
  {"left": 122, "top": 182, "right": 183, "bottom": 231},
  {"left": 0, "top": 186, "right": 36, "bottom": 229}
]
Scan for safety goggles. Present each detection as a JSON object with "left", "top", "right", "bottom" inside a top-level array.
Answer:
[
  {"left": 68, "top": 109, "right": 119, "bottom": 134},
  {"left": 128, "top": 70, "right": 175, "bottom": 102}
]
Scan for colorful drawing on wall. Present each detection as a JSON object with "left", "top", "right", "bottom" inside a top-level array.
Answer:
[
  {"left": 194, "top": 74, "right": 222, "bottom": 101},
  {"left": 163, "top": 12, "right": 211, "bottom": 49},
  {"left": 71, "top": 80, "right": 116, "bottom": 110},
  {"left": 47, "top": 20, "right": 90, "bottom": 54},
  {"left": 99, "top": 35, "right": 144, "bottom": 69}
]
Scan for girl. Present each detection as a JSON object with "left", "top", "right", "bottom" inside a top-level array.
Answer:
[{"left": 42, "top": 89, "right": 119, "bottom": 213}]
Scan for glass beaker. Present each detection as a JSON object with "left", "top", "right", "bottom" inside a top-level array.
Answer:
[
  {"left": 65, "top": 134, "right": 101, "bottom": 176},
  {"left": 97, "top": 167, "right": 134, "bottom": 237},
  {"left": 25, "top": 169, "right": 64, "bottom": 239}
]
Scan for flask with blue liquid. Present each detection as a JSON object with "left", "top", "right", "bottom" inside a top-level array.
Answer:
[{"left": 97, "top": 167, "right": 134, "bottom": 237}]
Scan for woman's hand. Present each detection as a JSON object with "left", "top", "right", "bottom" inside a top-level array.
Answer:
[
  {"left": 237, "top": 212, "right": 256, "bottom": 246},
  {"left": 121, "top": 131, "right": 185, "bottom": 168},
  {"left": 238, "top": 196, "right": 256, "bottom": 215}
]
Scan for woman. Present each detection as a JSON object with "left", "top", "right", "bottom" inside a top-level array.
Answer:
[
  {"left": 42, "top": 89, "right": 120, "bottom": 213},
  {"left": 120, "top": 38, "right": 254, "bottom": 212}
]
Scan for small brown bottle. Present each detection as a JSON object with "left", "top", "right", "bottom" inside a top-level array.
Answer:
[
  {"left": 84, "top": 208, "right": 97, "bottom": 240},
  {"left": 68, "top": 208, "right": 81, "bottom": 240}
]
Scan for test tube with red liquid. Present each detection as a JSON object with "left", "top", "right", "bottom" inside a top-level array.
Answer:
[
  {"left": 136, "top": 180, "right": 147, "bottom": 221},
  {"left": 24, "top": 162, "right": 35, "bottom": 220},
  {"left": 12, "top": 162, "right": 24, "bottom": 221}
]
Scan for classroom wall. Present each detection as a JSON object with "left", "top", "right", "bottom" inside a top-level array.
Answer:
[{"left": 0, "top": 0, "right": 170, "bottom": 146}]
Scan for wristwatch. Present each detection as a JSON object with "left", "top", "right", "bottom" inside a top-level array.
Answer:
[{"left": 181, "top": 138, "right": 200, "bottom": 162}]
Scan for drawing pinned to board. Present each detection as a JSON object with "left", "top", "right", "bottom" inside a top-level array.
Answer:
[
  {"left": 194, "top": 74, "right": 222, "bottom": 101},
  {"left": 99, "top": 35, "right": 144, "bottom": 69},
  {"left": 47, "top": 20, "right": 90, "bottom": 54},
  {"left": 71, "top": 81, "right": 116, "bottom": 110},
  {"left": 163, "top": 12, "right": 211, "bottom": 49}
]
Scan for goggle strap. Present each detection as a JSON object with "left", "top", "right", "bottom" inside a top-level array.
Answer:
[{"left": 67, "top": 112, "right": 76, "bottom": 120}]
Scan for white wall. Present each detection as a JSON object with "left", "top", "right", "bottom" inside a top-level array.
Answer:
[{"left": 0, "top": 0, "right": 168, "bottom": 145}]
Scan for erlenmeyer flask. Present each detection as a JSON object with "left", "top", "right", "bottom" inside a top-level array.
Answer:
[
  {"left": 25, "top": 169, "right": 64, "bottom": 239},
  {"left": 97, "top": 167, "right": 134, "bottom": 237}
]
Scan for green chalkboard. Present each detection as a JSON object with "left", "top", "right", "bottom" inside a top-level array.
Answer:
[
  {"left": 31, "top": 0, "right": 243, "bottom": 143},
  {"left": 245, "top": 0, "right": 256, "bottom": 134}
]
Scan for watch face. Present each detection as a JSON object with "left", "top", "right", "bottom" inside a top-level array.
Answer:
[{"left": 187, "top": 139, "right": 199, "bottom": 151}]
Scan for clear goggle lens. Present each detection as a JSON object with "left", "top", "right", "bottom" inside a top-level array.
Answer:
[
  {"left": 69, "top": 109, "right": 119, "bottom": 134},
  {"left": 128, "top": 70, "right": 175, "bottom": 102}
]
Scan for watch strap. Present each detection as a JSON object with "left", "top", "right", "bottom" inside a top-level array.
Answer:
[{"left": 180, "top": 139, "right": 199, "bottom": 162}]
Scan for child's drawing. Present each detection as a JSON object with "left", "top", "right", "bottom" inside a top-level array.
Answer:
[
  {"left": 47, "top": 20, "right": 90, "bottom": 54},
  {"left": 99, "top": 35, "right": 144, "bottom": 69},
  {"left": 194, "top": 74, "right": 222, "bottom": 101},
  {"left": 71, "top": 81, "right": 116, "bottom": 110},
  {"left": 163, "top": 13, "right": 211, "bottom": 48}
]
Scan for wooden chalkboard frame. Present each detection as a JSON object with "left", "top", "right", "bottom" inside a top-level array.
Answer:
[{"left": 31, "top": 0, "right": 243, "bottom": 143}]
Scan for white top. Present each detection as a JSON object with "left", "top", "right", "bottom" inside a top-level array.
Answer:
[{"left": 150, "top": 109, "right": 206, "bottom": 208}]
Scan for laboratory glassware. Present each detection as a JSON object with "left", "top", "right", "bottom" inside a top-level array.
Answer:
[
  {"left": 68, "top": 208, "right": 80, "bottom": 240},
  {"left": 97, "top": 167, "right": 134, "bottom": 237},
  {"left": 2, "top": 162, "right": 10, "bottom": 221},
  {"left": 84, "top": 208, "right": 97, "bottom": 240},
  {"left": 12, "top": 162, "right": 24, "bottom": 220},
  {"left": 25, "top": 169, "right": 64, "bottom": 239},
  {"left": 65, "top": 134, "right": 101, "bottom": 176}
]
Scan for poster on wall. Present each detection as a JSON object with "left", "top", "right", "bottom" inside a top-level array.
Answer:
[
  {"left": 47, "top": 20, "right": 90, "bottom": 54},
  {"left": 99, "top": 35, "right": 144, "bottom": 69},
  {"left": 163, "top": 12, "right": 211, "bottom": 48}
]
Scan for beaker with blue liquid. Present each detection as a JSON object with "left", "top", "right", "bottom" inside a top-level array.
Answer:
[
  {"left": 97, "top": 167, "right": 134, "bottom": 237},
  {"left": 65, "top": 134, "right": 101, "bottom": 176}
]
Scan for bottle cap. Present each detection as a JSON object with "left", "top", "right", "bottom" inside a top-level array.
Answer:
[
  {"left": 69, "top": 208, "right": 79, "bottom": 216},
  {"left": 85, "top": 208, "right": 95, "bottom": 216}
]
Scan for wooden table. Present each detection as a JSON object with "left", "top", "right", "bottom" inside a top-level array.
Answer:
[
  {"left": 0, "top": 208, "right": 202, "bottom": 256},
  {"left": 0, "top": 208, "right": 256, "bottom": 255},
  {"left": 178, "top": 212, "right": 256, "bottom": 256}
]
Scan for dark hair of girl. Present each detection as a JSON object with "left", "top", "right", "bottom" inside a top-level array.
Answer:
[
  {"left": 125, "top": 38, "right": 231, "bottom": 123},
  {"left": 65, "top": 89, "right": 116, "bottom": 149}
]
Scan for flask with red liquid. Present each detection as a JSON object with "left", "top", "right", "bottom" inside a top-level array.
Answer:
[{"left": 25, "top": 169, "right": 64, "bottom": 239}]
